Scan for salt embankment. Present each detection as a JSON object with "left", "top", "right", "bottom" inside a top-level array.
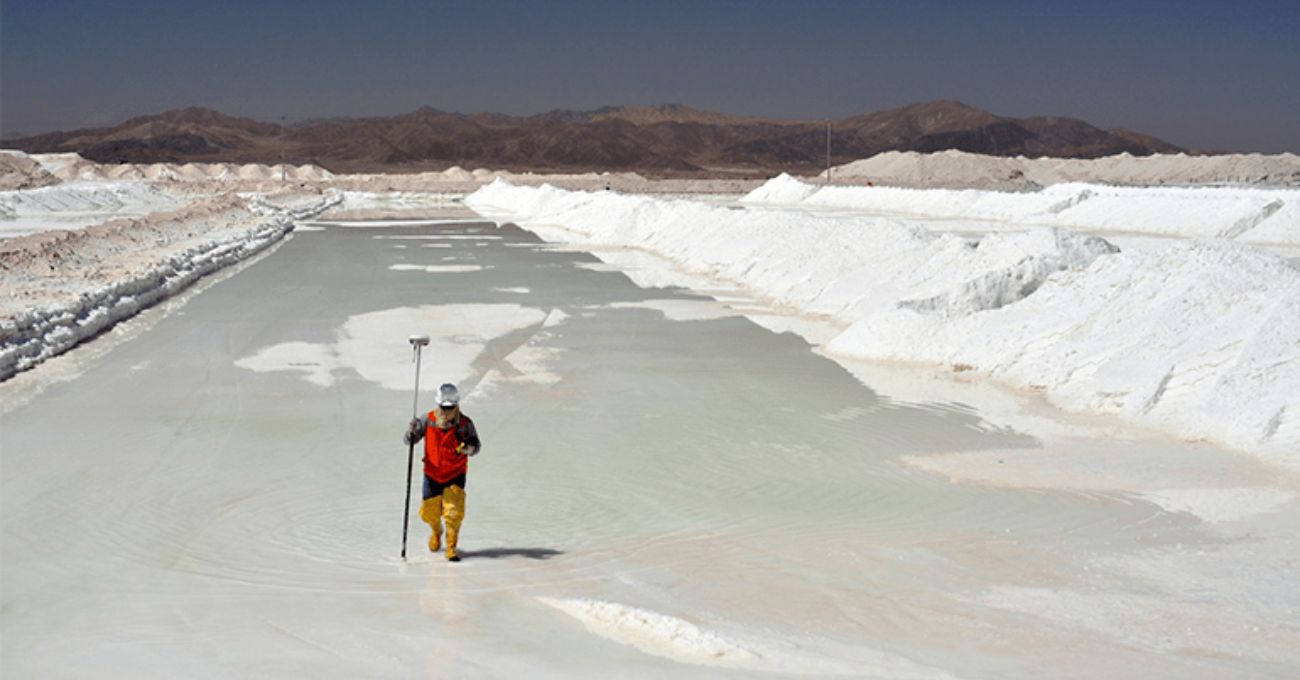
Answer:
[
  {"left": 826, "top": 150, "right": 1300, "bottom": 189},
  {"left": 744, "top": 174, "right": 1299, "bottom": 248},
  {"left": 466, "top": 179, "right": 1300, "bottom": 469},
  {"left": 0, "top": 192, "right": 340, "bottom": 380}
]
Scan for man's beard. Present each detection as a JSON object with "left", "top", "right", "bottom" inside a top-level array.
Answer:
[{"left": 434, "top": 406, "right": 459, "bottom": 429}]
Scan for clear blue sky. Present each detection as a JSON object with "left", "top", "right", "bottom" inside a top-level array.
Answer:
[{"left": 3, "top": 0, "right": 1297, "bottom": 151}]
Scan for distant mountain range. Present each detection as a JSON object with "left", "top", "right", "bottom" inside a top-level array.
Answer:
[{"left": 7, "top": 100, "right": 1183, "bottom": 175}]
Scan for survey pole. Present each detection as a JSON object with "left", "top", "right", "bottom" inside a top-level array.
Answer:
[
  {"left": 825, "top": 120, "right": 831, "bottom": 184},
  {"left": 280, "top": 116, "right": 287, "bottom": 182}
]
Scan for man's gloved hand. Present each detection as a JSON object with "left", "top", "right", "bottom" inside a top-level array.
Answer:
[{"left": 404, "top": 418, "right": 422, "bottom": 445}]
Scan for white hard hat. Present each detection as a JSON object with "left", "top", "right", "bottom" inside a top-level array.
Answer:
[{"left": 437, "top": 383, "right": 460, "bottom": 408}]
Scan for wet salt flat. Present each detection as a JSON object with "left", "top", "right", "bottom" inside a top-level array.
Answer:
[{"left": 3, "top": 220, "right": 1298, "bottom": 678}]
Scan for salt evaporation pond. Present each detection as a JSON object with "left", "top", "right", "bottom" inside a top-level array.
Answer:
[{"left": 3, "top": 220, "right": 1297, "bottom": 678}]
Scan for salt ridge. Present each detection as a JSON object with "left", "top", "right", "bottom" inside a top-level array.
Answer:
[
  {"left": 744, "top": 176, "right": 1299, "bottom": 247},
  {"left": 467, "top": 180, "right": 1300, "bottom": 469},
  {"left": 537, "top": 597, "right": 951, "bottom": 677},
  {"left": 0, "top": 194, "right": 340, "bottom": 380}
]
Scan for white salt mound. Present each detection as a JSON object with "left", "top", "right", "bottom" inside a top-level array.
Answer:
[
  {"left": 830, "top": 150, "right": 1300, "bottom": 189},
  {"left": 177, "top": 163, "right": 209, "bottom": 180},
  {"left": 27, "top": 152, "right": 87, "bottom": 176},
  {"left": 0, "top": 150, "right": 61, "bottom": 190},
  {"left": 828, "top": 240, "right": 1300, "bottom": 460},
  {"left": 237, "top": 164, "right": 274, "bottom": 180},
  {"left": 105, "top": 164, "right": 145, "bottom": 180},
  {"left": 740, "top": 172, "right": 819, "bottom": 204},
  {"left": 441, "top": 166, "right": 474, "bottom": 181}
]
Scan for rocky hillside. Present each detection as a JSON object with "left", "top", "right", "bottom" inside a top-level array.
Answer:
[{"left": 9, "top": 101, "right": 1183, "bottom": 175}]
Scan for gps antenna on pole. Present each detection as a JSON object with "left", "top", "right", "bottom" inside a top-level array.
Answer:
[{"left": 401, "top": 334, "right": 430, "bottom": 560}]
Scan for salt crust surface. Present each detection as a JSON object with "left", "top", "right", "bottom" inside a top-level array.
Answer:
[
  {"left": 1137, "top": 487, "right": 1295, "bottom": 524},
  {"left": 235, "top": 304, "right": 546, "bottom": 390},
  {"left": 388, "top": 264, "right": 487, "bottom": 273},
  {"left": 466, "top": 179, "right": 1300, "bottom": 469},
  {"left": 0, "top": 181, "right": 183, "bottom": 238}
]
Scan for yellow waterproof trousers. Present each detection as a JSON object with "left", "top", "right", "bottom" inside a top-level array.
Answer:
[{"left": 419, "top": 484, "right": 466, "bottom": 559}]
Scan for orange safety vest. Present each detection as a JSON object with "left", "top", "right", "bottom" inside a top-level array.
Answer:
[{"left": 422, "top": 413, "right": 469, "bottom": 483}]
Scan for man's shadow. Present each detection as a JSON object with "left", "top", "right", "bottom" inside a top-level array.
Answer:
[{"left": 457, "top": 547, "right": 563, "bottom": 560}]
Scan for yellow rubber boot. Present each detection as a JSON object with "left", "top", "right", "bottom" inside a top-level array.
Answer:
[
  {"left": 443, "top": 485, "right": 466, "bottom": 562},
  {"left": 419, "top": 497, "right": 443, "bottom": 553}
]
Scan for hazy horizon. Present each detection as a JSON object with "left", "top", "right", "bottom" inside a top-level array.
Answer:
[{"left": 3, "top": 1, "right": 1297, "bottom": 152}]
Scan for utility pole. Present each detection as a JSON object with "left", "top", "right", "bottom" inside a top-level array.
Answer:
[
  {"left": 825, "top": 120, "right": 832, "bottom": 185},
  {"left": 280, "top": 115, "right": 287, "bottom": 182}
]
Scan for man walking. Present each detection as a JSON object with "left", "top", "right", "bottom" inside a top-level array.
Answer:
[{"left": 405, "top": 383, "right": 481, "bottom": 562}]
